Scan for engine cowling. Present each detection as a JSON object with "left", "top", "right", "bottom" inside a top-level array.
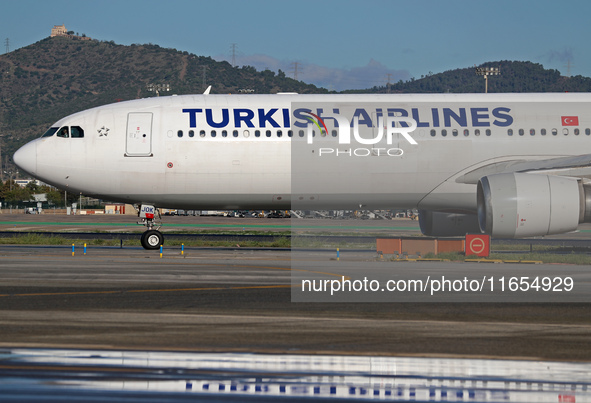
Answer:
[
  {"left": 419, "top": 210, "right": 481, "bottom": 237},
  {"left": 477, "top": 173, "right": 591, "bottom": 238}
]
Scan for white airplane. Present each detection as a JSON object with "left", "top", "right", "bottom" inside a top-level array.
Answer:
[{"left": 13, "top": 92, "right": 591, "bottom": 249}]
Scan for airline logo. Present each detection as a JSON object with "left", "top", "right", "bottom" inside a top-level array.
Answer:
[
  {"left": 562, "top": 116, "right": 579, "bottom": 126},
  {"left": 294, "top": 107, "right": 513, "bottom": 129},
  {"left": 182, "top": 106, "right": 514, "bottom": 130},
  {"left": 140, "top": 205, "right": 155, "bottom": 219},
  {"left": 182, "top": 105, "right": 514, "bottom": 158}
]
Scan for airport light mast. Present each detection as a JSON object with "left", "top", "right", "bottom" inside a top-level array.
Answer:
[
  {"left": 475, "top": 67, "right": 500, "bottom": 93},
  {"left": 147, "top": 83, "right": 170, "bottom": 97}
]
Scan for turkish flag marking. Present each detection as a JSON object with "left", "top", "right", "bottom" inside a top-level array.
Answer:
[{"left": 562, "top": 116, "right": 579, "bottom": 126}]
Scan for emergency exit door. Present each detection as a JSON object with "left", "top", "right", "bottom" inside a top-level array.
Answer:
[{"left": 126, "top": 112, "right": 153, "bottom": 156}]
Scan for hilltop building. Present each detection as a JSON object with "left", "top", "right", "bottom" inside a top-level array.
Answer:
[
  {"left": 50, "top": 24, "right": 91, "bottom": 40},
  {"left": 50, "top": 24, "right": 67, "bottom": 37}
]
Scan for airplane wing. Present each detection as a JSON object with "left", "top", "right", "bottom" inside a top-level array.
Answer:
[
  {"left": 420, "top": 154, "right": 591, "bottom": 237},
  {"left": 456, "top": 154, "right": 591, "bottom": 184}
]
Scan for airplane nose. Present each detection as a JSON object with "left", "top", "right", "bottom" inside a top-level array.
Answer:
[{"left": 13, "top": 140, "right": 37, "bottom": 175}]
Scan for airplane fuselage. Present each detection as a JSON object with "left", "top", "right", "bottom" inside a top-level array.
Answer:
[{"left": 13, "top": 93, "right": 591, "bottom": 243}]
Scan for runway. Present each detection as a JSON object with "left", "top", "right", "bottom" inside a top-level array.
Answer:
[{"left": 1, "top": 245, "right": 591, "bottom": 361}]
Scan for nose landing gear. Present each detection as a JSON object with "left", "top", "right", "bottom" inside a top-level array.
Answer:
[
  {"left": 141, "top": 229, "right": 164, "bottom": 250},
  {"left": 137, "top": 204, "right": 164, "bottom": 250}
]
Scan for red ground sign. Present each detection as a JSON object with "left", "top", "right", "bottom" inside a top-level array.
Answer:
[{"left": 465, "top": 234, "right": 490, "bottom": 257}]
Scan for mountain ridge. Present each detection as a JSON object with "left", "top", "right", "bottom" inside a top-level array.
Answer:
[
  {"left": 0, "top": 36, "right": 325, "bottom": 157},
  {"left": 1, "top": 35, "right": 590, "bottom": 160}
]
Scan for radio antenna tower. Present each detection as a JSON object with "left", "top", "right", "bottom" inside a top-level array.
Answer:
[
  {"left": 4, "top": 38, "right": 9, "bottom": 54},
  {"left": 290, "top": 62, "right": 301, "bottom": 80},
  {"left": 565, "top": 59, "right": 573, "bottom": 78}
]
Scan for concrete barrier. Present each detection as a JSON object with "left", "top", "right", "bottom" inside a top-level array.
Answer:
[{"left": 377, "top": 237, "right": 465, "bottom": 256}]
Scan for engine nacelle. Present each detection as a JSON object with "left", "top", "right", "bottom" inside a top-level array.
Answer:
[
  {"left": 419, "top": 210, "right": 481, "bottom": 237},
  {"left": 477, "top": 173, "right": 591, "bottom": 238}
]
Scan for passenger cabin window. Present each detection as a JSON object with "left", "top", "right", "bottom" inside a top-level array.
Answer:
[
  {"left": 56, "top": 127, "right": 69, "bottom": 138},
  {"left": 42, "top": 127, "right": 59, "bottom": 138}
]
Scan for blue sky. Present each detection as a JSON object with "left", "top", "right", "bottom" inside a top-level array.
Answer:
[{"left": 1, "top": 0, "right": 589, "bottom": 91}]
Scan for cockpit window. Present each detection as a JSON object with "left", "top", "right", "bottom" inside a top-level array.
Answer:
[
  {"left": 56, "top": 127, "right": 69, "bottom": 138},
  {"left": 71, "top": 126, "right": 84, "bottom": 138},
  {"left": 45, "top": 126, "right": 84, "bottom": 138},
  {"left": 41, "top": 127, "right": 59, "bottom": 138}
]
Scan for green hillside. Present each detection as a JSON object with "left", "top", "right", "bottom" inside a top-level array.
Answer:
[
  {"left": 1, "top": 35, "right": 590, "bottom": 163},
  {"left": 0, "top": 36, "right": 325, "bottom": 157},
  {"left": 347, "top": 61, "right": 591, "bottom": 94}
]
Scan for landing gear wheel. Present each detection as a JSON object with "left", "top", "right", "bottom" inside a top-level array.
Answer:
[{"left": 141, "top": 230, "right": 164, "bottom": 250}]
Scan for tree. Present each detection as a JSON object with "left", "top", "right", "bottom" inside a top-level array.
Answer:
[
  {"left": 4, "top": 185, "right": 31, "bottom": 204},
  {"left": 46, "top": 189, "right": 63, "bottom": 206},
  {"left": 25, "top": 181, "right": 39, "bottom": 194},
  {"left": 0, "top": 180, "right": 17, "bottom": 200}
]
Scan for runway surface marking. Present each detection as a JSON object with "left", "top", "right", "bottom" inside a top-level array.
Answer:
[
  {"left": 0, "top": 363, "right": 160, "bottom": 374},
  {"left": 0, "top": 285, "right": 294, "bottom": 298},
  {"left": 0, "top": 255, "right": 347, "bottom": 276},
  {"left": 0, "top": 255, "right": 346, "bottom": 298}
]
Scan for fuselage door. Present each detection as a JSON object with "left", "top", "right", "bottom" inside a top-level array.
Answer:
[{"left": 126, "top": 112, "right": 153, "bottom": 156}]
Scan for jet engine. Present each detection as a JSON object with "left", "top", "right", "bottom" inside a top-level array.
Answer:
[
  {"left": 419, "top": 210, "right": 481, "bottom": 237},
  {"left": 477, "top": 173, "right": 591, "bottom": 238}
]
